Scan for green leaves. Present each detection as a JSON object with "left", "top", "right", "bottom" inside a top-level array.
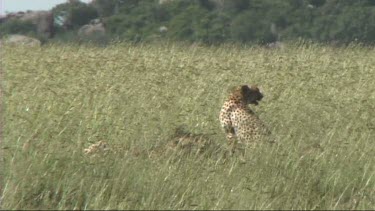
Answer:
[
  {"left": 0, "top": 20, "right": 37, "bottom": 38},
  {"left": 52, "top": 1, "right": 98, "bottom": 29}
]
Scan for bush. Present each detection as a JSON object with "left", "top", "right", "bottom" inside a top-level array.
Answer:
[
  {"left": 104, "top": 1, "right": 162, "bottom": 42},
  {"left": 4, "top": 0, "right": 375, "bottom": 45},
  {"left": 0, "top": 19, "right": 37, "bottom": 38},
  {"left": 91, "top": 0, "right": 118, "bottom": 17},
  {"left": 230, "top": 11, "right": 277, "bottom": 43},
  {"left": 52, "top": 1, "right": 98, "bottom": 30}
]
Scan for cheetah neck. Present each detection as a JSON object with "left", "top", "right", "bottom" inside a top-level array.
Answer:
[{"left": 228, "top": 99, "right": 255, "bottom": 114}]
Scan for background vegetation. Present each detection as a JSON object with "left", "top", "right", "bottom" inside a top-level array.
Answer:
[
  {"left": 1, "top": 0, "right": 375, "bottom": 45},
  {"left": 1, "top": 42, "right": 374, "bottom": 209}
]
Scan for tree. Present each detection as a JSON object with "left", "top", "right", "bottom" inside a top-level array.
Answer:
[
  {"left": 230, "top": 11, "right": 277, "bottom": 43},
  {"left": 31, "top": 0, "right": 375, "bottom": 44},
  {"left": 91, "top": 0, "right": 141, "bottom": 17},
  {"left": 0, "top": 19, "right": 37, "bottom": 38},
  {"left": 52, "top": 1, "right": 98, "bottom": 30},
  {"left": 104, "top": 1, "right": 161, "bottom": 41}
]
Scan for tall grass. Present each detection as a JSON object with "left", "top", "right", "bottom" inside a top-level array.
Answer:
[{"left": 1, "top": 42, "right": 374, "bottom": 209}]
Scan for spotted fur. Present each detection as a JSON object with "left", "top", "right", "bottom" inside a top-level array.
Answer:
[{"left": 219, "top": 85, "right": 270, "bottom": 149}]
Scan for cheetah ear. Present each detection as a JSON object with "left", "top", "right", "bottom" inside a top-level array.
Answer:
[
  {"left": 241, "top": 85, "right": 249, "bottom": 91},
  {"left": 240, "top": 85, "right": 250, "bottom": 95}
]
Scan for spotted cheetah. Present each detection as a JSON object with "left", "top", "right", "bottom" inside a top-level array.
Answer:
[{"left": 219, "top": 85, "right": 271, "bottom": 153}]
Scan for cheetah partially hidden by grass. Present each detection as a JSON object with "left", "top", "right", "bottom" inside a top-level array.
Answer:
[
  {"left": 219, "top": 85, "right": 272, "bottom": 156},
  {"left": 83, "top": 127, "right": 214, "bottom": 158}
]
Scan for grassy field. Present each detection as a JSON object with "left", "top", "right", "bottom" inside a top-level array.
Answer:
[{"left": 1, "top": 42, "right": 374, "bottom": 210}]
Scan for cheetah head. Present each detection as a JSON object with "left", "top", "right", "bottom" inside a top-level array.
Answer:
[{"left": 240, "top": 85, "right": 263, "bottom": 106}]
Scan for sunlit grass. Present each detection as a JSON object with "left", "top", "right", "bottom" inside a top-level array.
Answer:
[{"left": 1, "top": 42, "right": 374, "bottom": 209}]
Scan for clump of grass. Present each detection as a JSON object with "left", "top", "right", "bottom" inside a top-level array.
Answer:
[{"left": 1, "top": 42, "right": 374, "bottom": 209}]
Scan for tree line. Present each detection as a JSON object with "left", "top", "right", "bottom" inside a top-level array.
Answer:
[{"left": 2, "top": 0, "right": 375, "bottom": 45}]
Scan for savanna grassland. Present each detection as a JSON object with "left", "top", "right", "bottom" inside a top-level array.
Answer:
[{"left": 1, "top": 42, "right": 374, "bottom": 210}]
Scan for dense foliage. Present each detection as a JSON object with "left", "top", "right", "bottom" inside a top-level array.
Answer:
[
  {"left": 63, "top": 0, "right": 375, "bottom": 44},
  {"left": 52, "top": 0, "right": 99, "bottom": 29},
  {"left": 2, "top": 0, "right": 375, "bottom": 44},
  {"left": 0, "top": 19, "right": 37, "bottom": 37}
]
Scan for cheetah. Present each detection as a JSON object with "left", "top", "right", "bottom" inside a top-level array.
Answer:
[
  {"left": 219, "top": 85, "right": 271, "bottom": 155},
  {"left": 84, "top": 141, "right": 111, "bottom": 155}
]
